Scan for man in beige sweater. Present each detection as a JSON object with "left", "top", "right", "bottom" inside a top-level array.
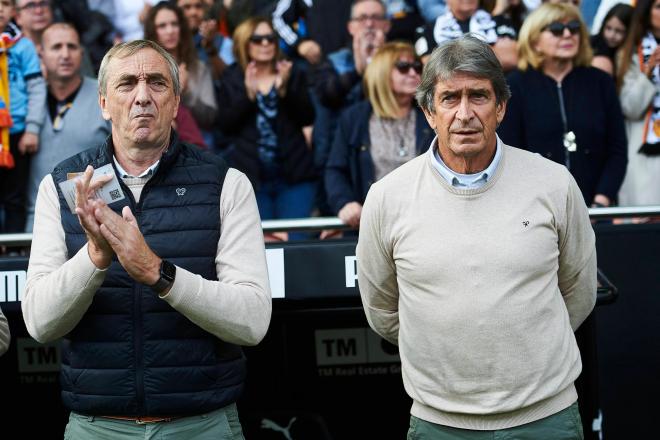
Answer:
[
  {"left": 23, "top": 40, "right": 270, "bottom": 439},
  {"left": 357, "top": 35, "right": 596, "bottom": 439}
]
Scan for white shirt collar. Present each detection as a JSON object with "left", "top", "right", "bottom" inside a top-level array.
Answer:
[
  {"left": 429, "top": 135, "right": 502, "bottom": 189},
  {"left": 113, "top": 156, "right": 160, "bottom": 179}
]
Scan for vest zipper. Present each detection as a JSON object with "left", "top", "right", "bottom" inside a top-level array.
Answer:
[{"left": 117, "top": 178, "right": 145, "bottom": 414}]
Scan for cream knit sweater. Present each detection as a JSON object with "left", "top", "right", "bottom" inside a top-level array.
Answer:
[{"left": 357, "top": 144, "right": 597, "bottom": 430}]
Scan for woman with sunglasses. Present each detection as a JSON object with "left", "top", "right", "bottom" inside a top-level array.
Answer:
[
  {"left": 216, "top": 17, "right": 315, "bottom": 237},
  {"left": 615, "top": 0, "right": 660, "bottom": 207},
  {"left": 144, "top": 2, "right": 216, "bottom": 146},
  {"left": 498, "top": 3, "right": 627, "bottom": 209},
  {"left": 325, "top": 42, "right": 434, "bottom": 229}
]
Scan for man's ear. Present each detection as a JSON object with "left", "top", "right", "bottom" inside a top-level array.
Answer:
[
  {"left": 422, "top": 107, "right": 436, "bottom": 131},
  {"left": 496, "top": 100, "right": 507, "bottom": 125},
  {"left": 172, "top": 94, "right": 180, "bottom": 119},
  {"left": 98, "top": 94, "right": 111, "bottom": 121}
]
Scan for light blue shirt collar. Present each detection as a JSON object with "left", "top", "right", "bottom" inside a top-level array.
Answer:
[
  {"left": 113, "top": 156, "right": 160, "bottom": 179},
  {"left": 430, "top": 136, "right": 502, "bottom": 189}
]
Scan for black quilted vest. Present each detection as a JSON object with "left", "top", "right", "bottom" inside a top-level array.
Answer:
[{"left": 51, "top": 134, "right": 246, "bottom": 416}]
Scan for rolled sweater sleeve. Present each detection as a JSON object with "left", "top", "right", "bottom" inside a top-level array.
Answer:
[{"left": 161, "top": 169, "right": 272, "bottom": 346}]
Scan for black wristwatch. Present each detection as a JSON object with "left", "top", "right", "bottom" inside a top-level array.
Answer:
[{"left": 150, "top": 260, "right": 176, "bottom": 294}]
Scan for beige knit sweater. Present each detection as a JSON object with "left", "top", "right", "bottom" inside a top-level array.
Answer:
[{"left": 357, "top": 144, "right": 596, "bottom": 430}]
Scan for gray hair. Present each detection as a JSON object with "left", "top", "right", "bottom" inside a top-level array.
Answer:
[
  {"left": 98, "top": 40, "right": 180, "bottom": 97},
  {"left": 416, "top": 34, "right": 511, "bottom": 113}
]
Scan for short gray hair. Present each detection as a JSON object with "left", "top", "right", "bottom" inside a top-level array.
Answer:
[
  {"left": 416, "top": 35, "right": 511, "bottom": 114},
  {"left": 98, "top": 40, "right": 180, "bottom": 97}
]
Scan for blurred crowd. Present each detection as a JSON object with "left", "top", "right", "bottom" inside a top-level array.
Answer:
[{"left": 0, "top": 0, "right": 658, "bottom": 242}]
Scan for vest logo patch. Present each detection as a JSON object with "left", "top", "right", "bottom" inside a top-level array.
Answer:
[{"left": 176, "top": 188, "right": 186, "bottom": 196}]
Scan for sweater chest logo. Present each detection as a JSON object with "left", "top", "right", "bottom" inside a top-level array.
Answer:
[
  {"left": 176, "top": 188, "right": 186, "bottom": 196},
  {"left": 522, "top": 220, "right": 530, "bottom": 227}
]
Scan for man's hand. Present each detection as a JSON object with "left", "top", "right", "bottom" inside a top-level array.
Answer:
[
  {"left": 338, "top": 201, "right": 363, "bottom": 228},
  {"left": 354, "top": 29, "right": 385, "bottom": 75},
  {"left": 74, "top": 165, "right": 114, "bottom": 269},
  {"left": 95, "top": 205, "right": 161, "bottom": 285},
  {"left": 592, "top": 194, "right": 610, "bottom": 207},
  {"left": 244, "top": 61, "right": 259, "bottom": 101},
  {"left": 18, "top": 132, "right": 39, "bottom": 154},
  {"left": 297, "top": 40, "right": 322, "bottom": 65},
  {"left": 274, "top": 59, "right": 292, "bottom": 97},
  {"left": 199, "top": 19, "right": 218, "bottom": 47}
]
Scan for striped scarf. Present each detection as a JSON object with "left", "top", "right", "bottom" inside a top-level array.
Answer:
[
  {"left": 0, "top": 22, "right": 22, "bottom": 169},
  {"left": 639, "top": 31, "right": 660, "bottom": 149}
]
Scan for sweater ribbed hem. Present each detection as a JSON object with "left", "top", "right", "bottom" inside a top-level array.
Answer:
[{"left": 410, "top": 384, "right": 578, "bottom": 430}]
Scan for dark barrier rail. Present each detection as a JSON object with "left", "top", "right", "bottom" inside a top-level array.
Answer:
[{"left": 0, "top": 211, "right": 658, "bottom": 439}]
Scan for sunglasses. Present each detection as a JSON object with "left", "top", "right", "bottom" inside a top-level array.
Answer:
[
  {"left": 394, "top": 60, "right": 423, "bottom": 75},
  {"left": 249, "top": 33, "right": 277, "bottom": 45},
  {"left": 544, "top": 20, "right": 581, "bottom": 37}
]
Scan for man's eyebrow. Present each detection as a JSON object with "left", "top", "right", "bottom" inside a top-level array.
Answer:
[
  {"left": 114, "top": 72, "right": 169, "bottom": 84},
  {"left": 438, "top": 87, "right": 491, "bottom": 96}
]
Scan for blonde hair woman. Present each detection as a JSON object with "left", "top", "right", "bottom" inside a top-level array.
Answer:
[
  {"left": 325, "top": 42, "right": 434, "bottom": 228},
  {"left": 216, "top": 17, "right": 316, "bottom": 238},
  {"left": 498, "top": 3, "right": 627, "bottom": 208}
]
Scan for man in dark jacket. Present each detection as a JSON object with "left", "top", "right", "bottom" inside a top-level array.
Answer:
[{"left": 22, "top": 39, "right": 271, "bottom": 438}]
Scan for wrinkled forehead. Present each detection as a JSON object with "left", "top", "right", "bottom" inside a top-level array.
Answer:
[
  {"left": 107, "top": 48, "right": 172, "bottom": 82},
  {"left": 434, "top": 73, "right": 494, "bottom": 95}
]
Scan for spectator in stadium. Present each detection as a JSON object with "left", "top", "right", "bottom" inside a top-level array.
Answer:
[
  {"left": 0, "top": 304, "right": 9, "bottom": 355},
  {"left": 272, "top": 0, "right": 353, "bottom": 65},
  {"left": 144, "top": 1, "right": 217, "bottom": 137},
  {"left": 414, "top": 0, "right": 518, "bottom": 70},
  {"left": 177, "top": 0, "right": 234, "bottom": 80},
  {"left": 16, "top": 0, "right": 106, "bottom": 77},
  {"left": 615, "top": 0, "right": 660, "bottom": 206},
  {"left": 14, "top": 0, "right": 52, "bottom": 44},
  {"left": 310, "top": 0, "right": 391, "bottom": 213},
  {"left": 325, "top": 42, "right": 433, "bottom": 228},
  {"left": 357, "top": 35, "right": 596, "bottom": 439},
  {"left": 25, "top": 23, "right": 110, "bottom": 232},
  {"left": 313, "top": 0, "right": 391, "bottom": 111},
  {"left": 217, "top": 17, "right": 316, "bottom": 235},
  {"left": 23, "top": 39, "right": 271, "bottom": 437},
  {"left": 498, "top": 3, "right": 627, "bottom": 207},
  {"left": 590, "top": 3, "right": 633, "bottom": 75},
  {"left": 491, "top": 0, "right": 530, "bottom": 34},
  {"left": 0, "top": 0, "right": 46, "bottom": 233}
]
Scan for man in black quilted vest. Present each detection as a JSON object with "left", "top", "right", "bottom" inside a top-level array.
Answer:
[{"left": 22, "top": 39, "right": 271, "bottom": 439}]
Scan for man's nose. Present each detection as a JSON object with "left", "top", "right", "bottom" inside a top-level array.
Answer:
[
  {"left": 456, "top": 96, "right": 473, "bottom": 121},
  {"left": 134, "top": 80, "right": 152, "bottom": 106}
]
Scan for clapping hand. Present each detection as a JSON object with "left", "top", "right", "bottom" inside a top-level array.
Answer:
[
  {"left": 74, "top": 165, "right": 114, "bottom": 268},
  {"left": 245, "top": 61, "right": 259, "bottom": 101},
  {"left": 274, "top": 60, "right": 292, "bottom": 97}
]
